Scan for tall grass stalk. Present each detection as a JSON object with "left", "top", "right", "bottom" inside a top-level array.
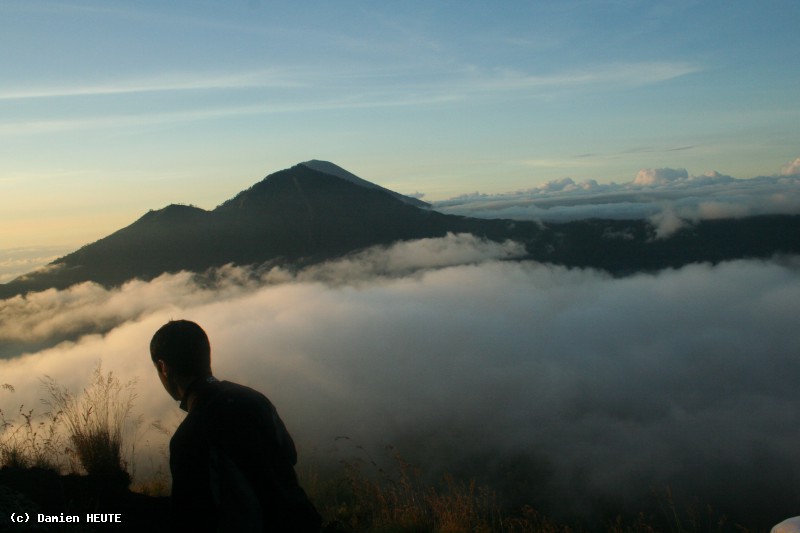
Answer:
[
  {"left": 42, "top": 364, "right": 136, "bottom": 481},
  {"left": 1, "top": 383, "right": 63, "bottom": 471}
]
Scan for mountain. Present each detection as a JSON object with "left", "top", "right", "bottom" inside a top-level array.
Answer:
[
  {"left": 300, "top": 160, "right": 430, "bottom": 208},
  {"left": 1, "top": 161, "right": 799, "bottom": 299},
  {"left": 0, "top": 162, "right": 538, "bottom": 297}
]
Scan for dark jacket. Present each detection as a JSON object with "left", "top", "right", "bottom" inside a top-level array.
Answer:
[{"left": 169, "top": 378, "right": 321, "bottom": 532}]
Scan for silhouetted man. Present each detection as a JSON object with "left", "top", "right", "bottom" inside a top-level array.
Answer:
[{"left": 150, "top": 319, "right": 321, "bottom": 532}]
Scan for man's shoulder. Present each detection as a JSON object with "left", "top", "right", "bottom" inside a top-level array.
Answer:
[
  {"left": 214, "top": 380, "right": 271, "bottom": 403},
  {"left": 201, "top": 380, "right": 276, "bottom": 420},
  {"left": 197, "top": 380, "right": 289, "bottom": 453}
]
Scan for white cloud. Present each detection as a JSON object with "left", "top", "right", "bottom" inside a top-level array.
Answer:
[
  {"left": 634, "top": 167, "right": 688, "bottom": 186},
  {"left": 0, "top": 246, "right": 69, "bottom": 284},
  {"left": 648, "top": 207, "right": 687, "bottom": 239},
  {"left": 434, "top": 167, "right": 800, "bottom": 238},
  {"left": 0, "top": 234, "right": 521, "bottom": 349},
  {"left": 282, "top": 233, "right": 526, "bottom": 285},
  {"left": 781, "top": 157, "right": 800, "bottom": 176},
  {"left": 1, "top": 237, "right": 799, "bottom": 524}
]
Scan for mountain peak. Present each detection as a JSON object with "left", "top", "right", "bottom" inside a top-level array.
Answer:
[
  {"left": 300, "top": 160, "right": 361, "bottom": 182},
  {"left": 300, "top": 160, "right": 429, "bottom": 208}
]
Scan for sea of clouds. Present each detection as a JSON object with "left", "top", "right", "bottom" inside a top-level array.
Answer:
[
  {"left": 433, "top": 160, "right": 800, "bottom": 239},
  {"left": 2, "top": 232, "right": 800, "bottom": 526},
  {"left": 0, "top": 245, "right": 70, "bottom": 285}
]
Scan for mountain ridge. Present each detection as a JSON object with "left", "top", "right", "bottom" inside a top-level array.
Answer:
[
  {"left": 0, "top": 163, "right": 539, "bottom": 297},
  {"left": 2, "top": 161, "right": 799, "bottom": 299},
  {"left": 299, "top": 160, "right": 430, "bottom": 208}
]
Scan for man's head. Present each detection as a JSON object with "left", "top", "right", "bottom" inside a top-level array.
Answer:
[{"left": 150, "top": 320, "right": 212, "bottom": 400}]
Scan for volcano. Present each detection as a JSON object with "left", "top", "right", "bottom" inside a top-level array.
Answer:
[{"left": 2, "top": 161, "right": 799, "bottom": 299}]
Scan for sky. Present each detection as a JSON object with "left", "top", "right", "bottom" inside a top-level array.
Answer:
[{"left": 1, "top": 0, "right": 799, "bottom": 272}]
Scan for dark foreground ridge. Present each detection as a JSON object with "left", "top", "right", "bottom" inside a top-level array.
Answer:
[
  {"left": 2, "top": 161, "right": 799, "bottom": 299},
  {"left": 0, "top": 466, "right": 170, "bottom": 532}
]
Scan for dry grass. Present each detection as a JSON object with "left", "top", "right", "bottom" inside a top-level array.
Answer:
[
  {"left": 309, "top": 446, "right": 573, "bottom": 533},
  {"left": 41, "top": 364, "right": 137, "bottom": 481},
  {"left": 0, "top": 383, "right": 63, "bottom": 471},
  {"left": 131, "top": 465, "right": 171, "bottom": 497},
  {"left": 304, "top": 444, "right": 756, "bottom": 533}
]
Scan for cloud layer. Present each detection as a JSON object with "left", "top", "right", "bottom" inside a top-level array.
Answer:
[
  {"left": 2, "top": 235, "right": 800, "bottom": 526},
  {"left": 434, "top": 162, "right": 800, "bottom": 238},
  {"left": 0, "top": 246, "right": 70, "bottom": 284}
]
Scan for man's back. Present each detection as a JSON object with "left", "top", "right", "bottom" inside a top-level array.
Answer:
[{"left": 169, "top": 379, "right": 321, "bottom": 532}]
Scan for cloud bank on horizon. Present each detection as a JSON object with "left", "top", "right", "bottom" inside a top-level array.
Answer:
[
  {"left": 2, "top": 234, "right": 799, "bottom": 524},
  {"left": 434, "top": 158, "right": 800, "bottom": 238},
  {"left": 0, "top": 245, "right": 68, "bottom": 284}
]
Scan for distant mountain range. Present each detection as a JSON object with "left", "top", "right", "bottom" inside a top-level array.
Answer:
[{"left": 2, "top": 161, "right": 799, "bottom": 299}]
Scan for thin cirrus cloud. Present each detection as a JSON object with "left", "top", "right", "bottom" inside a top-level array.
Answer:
[
  {"left": 1, "top": 234, "right": 799, "bottom": 525},
  {"left": 0, "top": 70, "right": 306, "bottom": 101},
  {"left": 465, "top": 61, "right": 701, "bottom": 93},
  {"left": 0, "top": 93, "right": 465, "bottom": 137},
  {"left": 0, "top": 59, "right": 700, "bottom": 115},
  {"left": 0, "top": 60, "right": 702, "bottom": 142}
]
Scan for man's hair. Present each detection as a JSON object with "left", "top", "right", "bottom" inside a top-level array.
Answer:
[{"left": 150, "top": 320, "right": 211, "bottom": 377}]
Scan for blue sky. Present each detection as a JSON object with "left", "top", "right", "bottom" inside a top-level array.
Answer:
[{"left": 1, "top": 0, "right": 799, "bottom": 263}]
